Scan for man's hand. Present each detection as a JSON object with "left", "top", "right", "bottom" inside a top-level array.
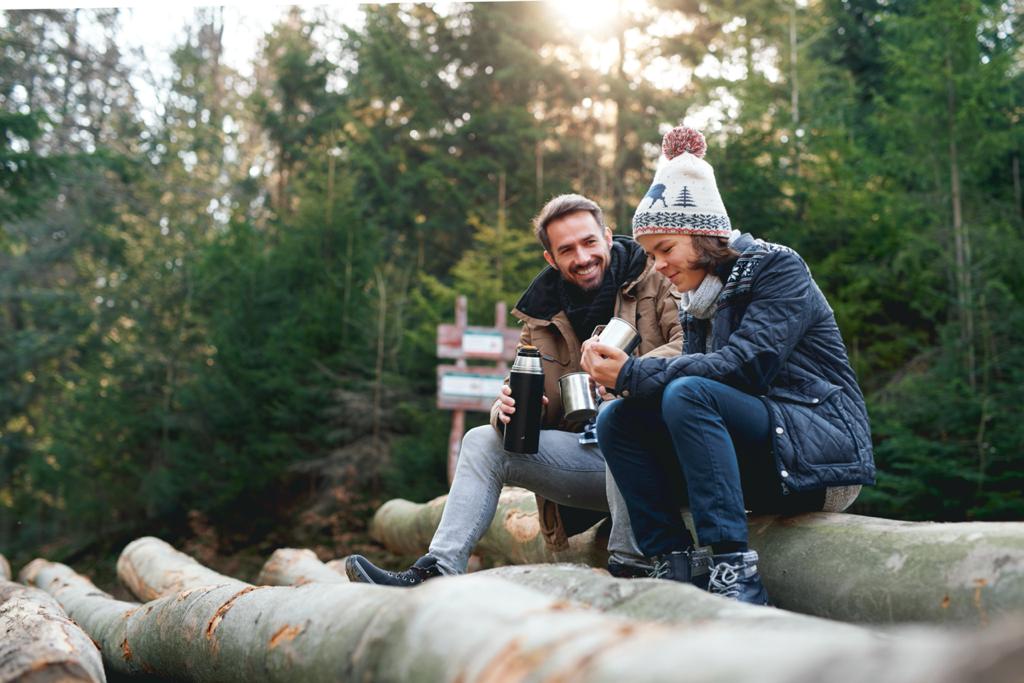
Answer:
[
  {"left": 495, "top": 384, "right": 549, "bottom": 425},
  {"left": 581, "top": 339, "right": 628, "bottom": 390}
]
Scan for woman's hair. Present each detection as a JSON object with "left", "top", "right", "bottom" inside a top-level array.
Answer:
[{"left": 689, "top": 235, "right": 739, "bottom": 272}]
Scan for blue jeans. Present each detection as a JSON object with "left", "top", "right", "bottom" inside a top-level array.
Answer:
[{"left": 597, "top": 376, "right": 822, "bottom": 556}]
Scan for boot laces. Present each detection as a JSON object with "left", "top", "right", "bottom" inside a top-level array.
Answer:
[
  {"left": 709, "top": 561, "right": 742, "bottom": 598},
  {"left": 648, "top": 557, "right": 671, "bottom": 579}
]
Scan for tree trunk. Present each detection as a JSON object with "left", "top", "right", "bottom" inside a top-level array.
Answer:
[
  {"left": 247, "top": 547, "right": 874, "bottom": 639},
  {"left": 946, "top": 50, "right": 975, "bottom": 387},
  {"left": 480, "top": 564, "right": 873, "bottom": 636},
  {"left": 257, "top": 549, "right": 349, "bottom": 586},
  {"left": 18, "top": 560, "right": 138, "bottom": 677},
  {"left": 370, "top": 488, "right": 1024, "bottom": 626},
  {"left": 372, "top": 267, "right": 388, "bottom": 458},
  {"left": 371, "top": 487, "right": 609, "bottom": 568},
  {"left": 611, "top": 12, "right": 628, "bottom": 232},
  {"left": 1013, "top": 153, "right": 1022, "bottom": 218},
  {"left": 117, "top": 536, "right": 247, "bottom": 602},
  {"left": 0, "top": 579, "right": 106, "bottom": 682},
  {"left": 23, "top": 556, "right": 1024, "bottom": 683}
]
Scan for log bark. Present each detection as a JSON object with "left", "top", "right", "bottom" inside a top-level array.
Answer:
[
  {"left": 117, "top": 536, "right": 247, "bottom": 601},
  {"left": 256, "top": 549, "right": 349, "bottom": 586},
  {"left": 749, "top": 513, "right": 1024, "bottom": 625},
  {"left": 22, "top": 557, "right": 1024, "bottom": 683},
  {"left": 371, "top": 487, "right": 608, "bottom": 567},
  {"left": 478, "top": 564, "right": 873, "bottom": 636},
  {"left": 371, "top": 488, "right": 1024, "bottom": 626},
  {"left": 253, "top": 547, "right": 873, "bottom": 639},
  {"left": 18, "top": 560, "right": 136, "bottom": 676},
  {"left": 0, "top": 579, "right": 106, "bottom": 682}
]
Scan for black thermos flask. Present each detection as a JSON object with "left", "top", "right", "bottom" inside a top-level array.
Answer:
[{"left": 503, "top": 346, "right": 544, "bottom": 454}]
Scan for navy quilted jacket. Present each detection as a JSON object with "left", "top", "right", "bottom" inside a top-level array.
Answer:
[{"left": 614, "top": 234, "right": 875, "bottom": 492}]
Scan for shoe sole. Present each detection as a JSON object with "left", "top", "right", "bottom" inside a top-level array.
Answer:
[{"left": 344, "top": 556, "right": 377, "bottom": 584}]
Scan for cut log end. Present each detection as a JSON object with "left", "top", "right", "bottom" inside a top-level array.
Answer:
[
  {"left": 7, "top": 660, "right": 99, "bottom": 683},
  {"left": 0, "top": 579, "right": 107, "bottom": 683}
]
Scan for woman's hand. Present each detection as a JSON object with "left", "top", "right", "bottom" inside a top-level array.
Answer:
[{"left": 581, "top": 339, "right": 628, "bottom": 390}]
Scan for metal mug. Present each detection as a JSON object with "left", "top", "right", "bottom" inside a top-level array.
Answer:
[
  {"left": 559, "top": 372, "right": 598, "bottom": 422},
  {"left": 596, "top": 316, "right": 641, "bottom": 354}
]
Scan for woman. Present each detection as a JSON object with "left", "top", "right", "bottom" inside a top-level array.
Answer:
[{"left": 582, "top": 126, "right": 874, "bottom": 605}]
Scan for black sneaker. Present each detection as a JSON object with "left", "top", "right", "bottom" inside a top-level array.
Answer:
[
  {"left": 606, "top": 561, "right": 651, "bottom": 579},
  {"left": 648, "top": 547, "right": 712, "bottom": 589},
  {"left": 707, "top": 550, "right": 770, "bottom": 605},
  {"left": 345, "top": 554, "right": 442, "bottom": 587}
]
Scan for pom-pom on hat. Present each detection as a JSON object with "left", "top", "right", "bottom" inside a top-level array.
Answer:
[{"left": 632, "top": 125, "right": 731, "bottom": 240}]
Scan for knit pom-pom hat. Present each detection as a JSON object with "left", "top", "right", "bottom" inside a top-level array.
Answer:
[{"left": 632, "top": 125, "right": 731, "bottom": 239}]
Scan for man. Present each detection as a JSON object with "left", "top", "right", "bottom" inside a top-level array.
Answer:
[{"left": 346, "top": 194, "right": 682, "bottom": 586}]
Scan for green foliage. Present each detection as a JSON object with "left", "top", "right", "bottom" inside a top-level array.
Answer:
[
  {"left": 383, "top": 400, "right": 453, "bottom": 504},
  {"left": 2, "top": 1, "right": 1024, "bottom": 566}
]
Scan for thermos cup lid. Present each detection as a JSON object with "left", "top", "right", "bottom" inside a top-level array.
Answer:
[{"left": 512, "top": 345, "right": 544, "bottom": 374}]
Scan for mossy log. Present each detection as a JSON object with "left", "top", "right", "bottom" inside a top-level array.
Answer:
[
  {"left": 22, "top": 554, "right": 1024, "bottom": 683},
  {"left": 117, "top": 536, "right": 247, "bottom": 601},
  {"left": 0, "top": 578, "right": 106, "bottom": 682},
  {"left": 257, "top": 549, "right": 349, "bottom": 586},
  {"left": 371, "top": 488, "right": 1024, "bottom": 626},
  {"left": 371, "top": 487, "right": 608, "bottom": 567}
]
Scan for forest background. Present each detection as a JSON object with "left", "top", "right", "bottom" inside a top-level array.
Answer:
[{"left": 1, "top": 0, "right": 1022, "bottom": 576}]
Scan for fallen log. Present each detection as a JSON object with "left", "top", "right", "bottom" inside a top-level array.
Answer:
[
  {"left": 257, "top": 549, "right": 349, "bottom": 586},
  {"left": 255, "top": 547, "right": 873, "bottom": 638},
  {"left": 19, "top": 560, "right": 138, "bottom": 677},
  {"left": 370, "top": 488, "right": 1024, "bottom": 626},
  {"left": 749, "top": 514, "right": 1024, "bottom": 625},
  {"left": 324, "top": 559, "right": 347, "bottom": 575},
  {"left": 0, "top": 578, "right": 107, "bottom": 682},
  {"left": 371, "top": 486, "right": 608, "bottom": 567},
  {"left": 22, "top": 557, "right": 1024, "bottom": 683},
  {"left": 117, "top": 536, "right": 247, "bottom": 601},
  {"left": 479, "top": 564, "right": 874, "bottom": 636}
]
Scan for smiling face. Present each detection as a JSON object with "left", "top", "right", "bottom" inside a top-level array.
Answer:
[
  {"left": 636, "top": 233, "right": 706, "bottom": 293},
  {"left": 543, "top": 211, "right": 614, "bottom": 291}
]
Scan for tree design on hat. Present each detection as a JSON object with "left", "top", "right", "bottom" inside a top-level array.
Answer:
[
  {"left": 644, "top": 183, "right": 668, "bottom": 208},
  {"left": 673, "top": 186, "right": 696, "bottom": 208}
]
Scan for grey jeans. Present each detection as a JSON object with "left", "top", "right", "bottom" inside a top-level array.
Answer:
[{"left": 428, "top": 424, "right": 646, "bottom": 575}]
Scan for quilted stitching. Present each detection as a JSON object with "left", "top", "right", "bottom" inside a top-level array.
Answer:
[{"left": 617, "top": 238, "right": 875, "bottom": 491}]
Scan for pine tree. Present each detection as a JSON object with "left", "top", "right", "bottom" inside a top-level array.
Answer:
[{"left": 673, "top": 186, "right": 696, "bottom": 208}]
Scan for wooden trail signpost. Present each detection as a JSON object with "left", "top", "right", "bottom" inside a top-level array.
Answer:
[{"left": 436, "top": 295, "right": 519, "bottom": 483}]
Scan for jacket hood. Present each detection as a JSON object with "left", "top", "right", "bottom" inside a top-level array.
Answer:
[{"left": 514, "top": 235, "right": 649, "bottom": 321}]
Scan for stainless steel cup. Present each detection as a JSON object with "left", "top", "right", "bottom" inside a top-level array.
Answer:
[
  {"left": 559, "top": 372, "right": 598, "bottom": 422},
  {"left": 597, "top": 317, "right": 641, "bottom": 354}
]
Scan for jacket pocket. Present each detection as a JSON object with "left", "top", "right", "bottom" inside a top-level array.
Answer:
[{"left": 769, "top": 382, "right": 859, "bottom": 471}]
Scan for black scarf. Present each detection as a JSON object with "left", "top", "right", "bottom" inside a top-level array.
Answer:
[{"left": 557, "top": 239, "right": 645, "bottom": 342}]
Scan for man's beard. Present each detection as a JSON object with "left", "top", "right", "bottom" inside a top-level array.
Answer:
[{"left": 565, "top": 258, "right": 606, "bottom": 292}]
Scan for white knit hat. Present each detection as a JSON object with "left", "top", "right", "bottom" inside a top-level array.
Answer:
[{"left": 632, "top": 126, "right": 731, "bottom": 239}]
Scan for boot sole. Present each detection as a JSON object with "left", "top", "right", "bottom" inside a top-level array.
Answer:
[{"left": 344, "top": 556, "right": 377, "bottom": 584}]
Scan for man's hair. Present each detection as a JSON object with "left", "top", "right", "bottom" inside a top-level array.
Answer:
[
  {"left": 533, "top": 194, "right": 605, "bottom": 252},
  {"left": 689, "top": 235, "right": 739, "bottom": 272}
]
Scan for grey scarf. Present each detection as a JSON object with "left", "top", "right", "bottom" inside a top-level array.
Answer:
[
  {"left": 680, "top": 274, "right": 724, "bottom": 320},
  {"left": 679, "top": 229, "right": 743, "bottom": 320}
]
